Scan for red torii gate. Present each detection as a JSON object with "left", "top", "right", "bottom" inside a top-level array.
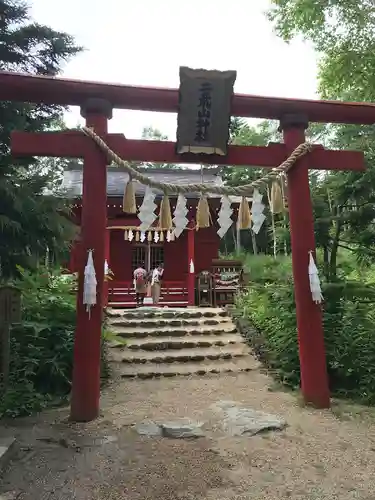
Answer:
[{"left": 0, "top": 71, "right": 368, "bottom": 422}]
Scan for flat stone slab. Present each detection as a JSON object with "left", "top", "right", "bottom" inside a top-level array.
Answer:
[
  {"left": 0, "top": 437, "right": 15, "bottom": 471},
  {"left": 212, "top": 400, "right": 286, "bottom": 436},
  {"left": 135, "top": 421, "right": 162, "bottom": 437},
  {"left": 135, "top": 419, "right": 205, "bottom": 439},
  {"left": 160, "top": 419, "right": 205, "bottom": 439}
]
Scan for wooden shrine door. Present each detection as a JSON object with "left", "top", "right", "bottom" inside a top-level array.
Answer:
[{"left": 131, "top": 243, "right": 164, "bottom": 272}]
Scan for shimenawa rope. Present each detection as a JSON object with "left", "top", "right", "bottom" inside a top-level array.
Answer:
[{"left": 81, "top": 126, "right": 313, "bottom": 196}]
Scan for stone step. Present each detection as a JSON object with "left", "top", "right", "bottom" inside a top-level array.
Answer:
[
  {"left": 106, "top": 307, "right": 228, "bottom": 320},
  {"left": 108, "top": 324, "right": 237, "bottom": 339},
  {"left": 118, "top": 333, "right": 245, "bottom": 351},
  {"left": 106, "top": 316, "right": 232, "bottom": 329},
  {"left": 110, "top": 344, "right": 251, "bottom": 364},
  {"left": 117, "top": 357, "right": 259, "bottom": 379}
]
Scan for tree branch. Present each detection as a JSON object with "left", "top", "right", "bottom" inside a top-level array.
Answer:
[
  {"left": 337, "top": 243, "right": 356, "bottom": 253},
  {"left": 338, "top": 243, "right": 375, "bottom": 256}
]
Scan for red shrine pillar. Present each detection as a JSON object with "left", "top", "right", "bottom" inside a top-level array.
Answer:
[
  {"left": 187, "top": 224, "right": 195, "bottom": 306},
  {"left": 70, "top": 98, "right": 112, "bottom": 422},
  {"left": 280, "top": 114, "right": 330, "bottom": 408}
]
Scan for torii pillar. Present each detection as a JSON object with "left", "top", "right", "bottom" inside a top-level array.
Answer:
[
  {"left": 280, "top": 114, "right": 330, "bottom": 408},
  {"left": 187, "top": 221, "right": 196, "bottom": 306},
  {"left": 70, "top": 98, "right": 112, "bottom": 421}
]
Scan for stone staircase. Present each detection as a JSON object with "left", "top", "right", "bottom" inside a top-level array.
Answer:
[{"left": 105, "top": 307, "right": 259, "bottom": 379}]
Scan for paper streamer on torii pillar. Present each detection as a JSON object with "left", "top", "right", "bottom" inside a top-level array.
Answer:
[
  {"left": 308, "top": 251, "right": 324, "bottom": 304},
  {"left": 83, "top": 250, "right": 97, "bottom": 318}
]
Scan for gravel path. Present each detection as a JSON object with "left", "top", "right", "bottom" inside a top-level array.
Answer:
[{"left": 1, "top": 369, "right": 375, "bottom": 499}]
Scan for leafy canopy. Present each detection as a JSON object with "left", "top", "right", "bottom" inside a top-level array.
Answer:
[
  {"left": 0, "top": 0, "right": 82, "bottom": 278},
  {"left": 267, "top": 0, "right": 375, "bottom": 100}
]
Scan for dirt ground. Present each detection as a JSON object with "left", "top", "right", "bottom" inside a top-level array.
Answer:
[{"left": 1, "top": 369, "right": 375, "bottom": 500}]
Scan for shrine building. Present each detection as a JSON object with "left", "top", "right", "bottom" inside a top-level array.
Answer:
[{"left": 63, "top": 163, "right": 243, "bottom": 308}]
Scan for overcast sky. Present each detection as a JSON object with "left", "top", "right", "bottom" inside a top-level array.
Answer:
[{"left": 30, "top": 0, "right": 319, "bottom": 140}]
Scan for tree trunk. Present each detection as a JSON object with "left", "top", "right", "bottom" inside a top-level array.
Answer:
[
  {"left": 0, "top": 323, "right": 10, "bottom": 390},
  {"left": 271, "top": 214, "right": 277, "bottom": 258},
  {"left": 231, "top": 225, "right": 238, "bottom": 254},
  {"left": 283, "top": 213, "right": 288, "bottom": 256},
  {"left": 323, "top": 246, "right": 330, "bottom": 280},
  {"left": 327, "top": 191, "right": 341, "bottom": 280},
  {"left": 329, "top": 219, "right": 342, "bottom": 280},
  {"left": 267, "top": 186, "right": 277, "bottom": 259},
  {"left": 236, "top": 224, "right": 241, "bottom": 254},
  {"left": 251, "top": 229, "right": 258, "bottom": 255},
  {"left": 45, "top": 246, "right": 50, "bottom": 268}
]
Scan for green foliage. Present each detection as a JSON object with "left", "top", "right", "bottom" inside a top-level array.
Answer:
[
  {"left": 242, "top": 253, "right": 293, "bottom": 283},
  {"left": 237, "top": 254, "right": 375, "bottom": 403},
  {"left": 265, "top": 1, "right": 375, "bottom": 275},
  {"left": 0, "top": 0, "right": 82, "bottom": 279},
  {"left": 267, "top": 0, "right": 375, "bottom": 100},
  {"left": 0, "top": 267, "right": 108, "bottom": 418},
  {"left": 309, "top": 125, "right": 375, "bottom": 279}
]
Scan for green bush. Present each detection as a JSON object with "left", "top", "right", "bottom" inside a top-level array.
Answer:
[
  {"left": 237, "top": 254, "right": 375, "bottom": 404},
  {"left": 0, "top": 267, "right": 108, "bottom": 418}
]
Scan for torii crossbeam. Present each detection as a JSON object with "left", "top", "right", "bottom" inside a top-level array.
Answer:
[{"left": 1, "top": 71, "right": 368, "bottom": 422}]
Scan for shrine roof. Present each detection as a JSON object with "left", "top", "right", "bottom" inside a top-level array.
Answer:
[{"left": 61, "top": 164, "right": 242, "bottom": 201}]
